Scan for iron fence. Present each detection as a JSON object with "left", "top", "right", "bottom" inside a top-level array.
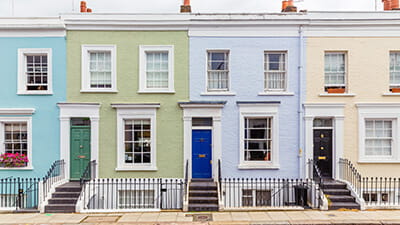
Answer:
[
  {"left": 80, "top": 160, "right": 97, "bottom": 187},
  {"left": 220, "top": 178, "right": 320, "bottom": 209},
  {"left": 80, "top": 178, "right": 185, "bottom": 211},
  {"left": 0, "top": 177, "right": 40, "bottom": 210},
  {"left": 42, "top": 160, "right": 65, "bottom": 202},
  {"left": 339, "top": 158, "right": 400, "bottom": 207}
]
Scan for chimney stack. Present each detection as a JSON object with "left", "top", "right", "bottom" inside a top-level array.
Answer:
[
  {"left": 382, "top": 0, "right": 400, "bottom": 10},
  {"left": 282, "top": 0, "right": 297, "bottom": 12},
  {"left": 180, "top": 0, "right": 191, "bottom": 13}
]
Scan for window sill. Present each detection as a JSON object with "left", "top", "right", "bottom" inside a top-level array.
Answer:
[
  {"left": 17, "top": 91, "right": 53, "bottom": 96},
  {"left": 200, "top": 92, "right": 236, "bottom": 96},
  {"left": 258, "top": 92, "right": 294, "bottom": 96},
  {"left": 80, "top": 89, "right": 118, "bottom": 93},
  {"left": 137, "top": 90, "right": 175, "bottom": 94},
  {"left": 358, "top": 160, "right": 400, "bottom": 164},
  {"left": 319, "top": 93, "right": 356, "bottom": 97},
  {"left": 382, "top": 93, "right": 400, "bottom": 96},
  {"left": 0, "top": 166, "right": 33, "bottom": 170},
  {"left": 238, "top": 163, "right": 280, "bottom": 170},
  {"left": 115, "top": 166, "right": 157, "bottom": 171}
]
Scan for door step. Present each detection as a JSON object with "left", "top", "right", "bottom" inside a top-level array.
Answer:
[
  {"left": 44, "top": 181, "right": 81, "bottom": 213},
  {"left": 188, "top": 179, "right": 219, "bottom": 211},
  {"left": 321, "top": 180, "right": 360, "bottom": 210}
]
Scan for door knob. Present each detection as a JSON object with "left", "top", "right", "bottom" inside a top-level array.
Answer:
[{"left": 80, "top": 145, "right": 83, "bottom": 149}]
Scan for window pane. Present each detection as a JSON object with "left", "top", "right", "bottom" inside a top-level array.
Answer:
[
  {"left": 365, "top": 120, "right": 392, "bottom": 156},
  {"left": 3, "top": 123, "right": 28, "bottom": 161},
  {"left": 390, "top": 52, "right": 400, "bottom": 86},
  {"left": 324, "top": 53, "right": 346, "bottom": 87},
  {"left": 124, "top": 119, "right": 151, "bottom": 164},
  {"left": 207, "top": 51, "right": 229, "bottom": 91},
  {"left": 244, "top": 118, "right": 272, "bottom": 161},
  {"left": 265, "top": 52, "right": 286, "bottom": 91},
  {"left": 146, "top": 52, "right": 169, "bottom": 88},
  {"left": 90, "top": 51, "right": 112, "bottom": 88},
  {"left": 26, "top": 54, "right": 48, "bottom": 91},
  {"left": 192, "top": 118, "right": 213, "bottom": 127}
]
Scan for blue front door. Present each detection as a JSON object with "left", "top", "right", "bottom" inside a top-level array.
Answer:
[{"left": 192, "top": 130, "right": 212, "bottom": 178}]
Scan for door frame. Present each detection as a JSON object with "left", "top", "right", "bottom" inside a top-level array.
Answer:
[
  {"left": 58, "top": 103, "right": 100, "bottom": 180},
  {"left": 180, "top": 102, "right": 225, "bottom": 181},
  {"left": 304, "top": 103, "right": 345, "bottom": 179}
]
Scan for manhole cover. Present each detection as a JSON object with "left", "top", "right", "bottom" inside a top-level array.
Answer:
[
  {"left": 83, "top": 216, "right": 121, "bottom": 223},
  {"left": 192, "top": 214, "right": 213, "bottom": 222}
]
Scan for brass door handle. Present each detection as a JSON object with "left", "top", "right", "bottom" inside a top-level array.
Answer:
[{"left": 198, "top": 154, "right": 206, "bottom": 158}]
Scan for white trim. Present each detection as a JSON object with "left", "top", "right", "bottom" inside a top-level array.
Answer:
[
  {"left": 17, "top": 48, "right": 53, "bottom": 95},
  {"left": 319, "top": 93, "right": 356, "bottom": 97},
  {"left": 200, "top": 92, "right": 236, "bottom": 96},
  {"left": 304, "top": 103, "right": 345, "bottom": 179},
  {"left": 238, "top": 103, "right": 280, "bottom": 169},
  {"left": 179, "top": 103, "right": 224, "bottom": 181},
  {"left": 356, "top": 103, "right": 400, "bottom": 163},
  {"left": 258, "top": 92, "right": 294, "bottom": 96},
  {"left": 57, "top": 103, "right": 100, "bottom": 179},
  {"left": 112, "top": 105, "right": 158, "bottom": 171},
  {"left": 0, "top": 18, "right": 65, "bottom": 37},
  {"left": 81, "top": 45, "right": 117, "bottom": 92},
  {"left": 0, "top": 117, "right": 33, "bottom": 169},
  {"left": 139, "top": 45, "right": 174, "bottom": 93},
  {"left": 0, "top": 108, "right": 35, "bottom": 115},
  {"left": 383, "top": 93, "right": 400, "bottom": 96}
]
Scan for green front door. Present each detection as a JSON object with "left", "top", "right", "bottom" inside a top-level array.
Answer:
[{"left": 70, "top": 126, "right": 91, "bottom": 180}]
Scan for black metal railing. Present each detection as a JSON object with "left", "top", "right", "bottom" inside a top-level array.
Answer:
[
  {"left": 0, "top": 177, "right": 41, "bottom": 210},
  {"left": 80, "top": 178, "right": 185, "bottom": 210},
  {"left": 307, "top": 159, "right": 323, "bottom": 186},
  {"left": 339, "top": 158, "right": 362, "bottom": 195},
  {"left": 340, "top": 158, "right": 400, "bottom": 206},
  {"left": 218, "top": 159, "right": 222, "bottom": 196},
  {"left": 220, "top": 178, "right": 320, "bottom": 209},
  {"left": 42, "top": 160, "right": 65, "bottom": 202},
  {"left": 80, "top": 160, "right": 96, "bottom": 186}
]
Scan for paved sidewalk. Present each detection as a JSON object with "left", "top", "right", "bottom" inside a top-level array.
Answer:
[{"left": 1, "top": 210, "right": 400, "bottom": 224}]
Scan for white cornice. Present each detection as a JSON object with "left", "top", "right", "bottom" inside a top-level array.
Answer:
[
  {"left": 111, "top": 103, "right": 160, "bottom": 109},
  {"left": 304, "top": 103, "right": 346, "bottom": 108},
  {"left": 0, "top": 17, "right": 65, "bottom": 37},
  {"left": 356, "top": 103, "right": 400, "bottom": 108},
  {"left": 0, "top": 108, "right": 35, "bottom": 115}
]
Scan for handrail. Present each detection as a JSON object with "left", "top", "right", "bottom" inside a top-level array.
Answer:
[
  {"left": 80, "top": 160, "right": 96, "bottom": 186},
  {"left": 308, "top": 159, "right": 323, "bottom": 186},
  {"left": 42, "top": 160, "right": 65, "bottom": 202},
  {"left": 218, "top": 159, "right": 222, "bottom": 192},
  {"left": 339, "top": 158, "right": 362, "bottom": 195}
]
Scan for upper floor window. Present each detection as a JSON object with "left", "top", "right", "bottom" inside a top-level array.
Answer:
[
  {"left": 139, "top": 46, "right": 174, "bottom": 93},
  {"left": 390, "top": 52, "right": 400, "bottom": 92},
  {"left": 324, "top": 52, "right": 346, "bottom": 93},
  {"left": 207, "top": 51, "right": 229, "bottom": 92},
  {"left": 81, "top": 45, "right": 117, "bottom": 92},
  {"left": 264, "top": 52, "right": 287, "bottom": 92},
  {"left": 18, "top": 49, "right": 52, "bottom": 95}
]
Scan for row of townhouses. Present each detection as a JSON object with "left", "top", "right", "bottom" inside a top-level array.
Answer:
[{"left": 1, "top": 0, "right": 400, "bottom": 213}]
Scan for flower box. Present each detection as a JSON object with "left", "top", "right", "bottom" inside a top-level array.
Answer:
[
  {"left": 391, "top": 88, "right": 400, "bottom": 93},
  {"left": 327, "top": 88, "right": 345, "bottom": 94},
  {"left": 0, "top": 153, "right": 28, "bottom": 168}
]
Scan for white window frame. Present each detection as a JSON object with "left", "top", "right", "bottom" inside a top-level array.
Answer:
[
  {"left": 238, "top": 103, "right": 279, "bottom": 169},
  {"left": 139, "top": 45, "right": 174, "bottom": 93},
  {"left": 18, "top": 48, "right": 52, "bottom": 95},
  {"left": 357, "top": 103, "right": 400, "bottom": 163},
  {"left": 81, "top": 45, "right": 117, "bottom": 93},
  {"left": 0, "top": 117, "right": 33, "bottom": 169},
  {"left": 264, "top": 51, "right": 288, "bottom": 92},
  {"left": 206, "top": 50, "right": 231, "bottom": 93},
  {"left": 112, "top": 104, "right": 159, "bottom": 171},
  {"left": 324, "top": 51, "right": 347, "bottom": 91},
  {"left": 241, "top": 189, "right": 272, "bottom": 207},
  {"left": 390, "top": 51, "right": 400, "bottom": 90}
]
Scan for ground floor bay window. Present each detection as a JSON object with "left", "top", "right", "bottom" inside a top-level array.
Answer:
[{"left": 238, "top": 102, "right": 280, "bottom": 169}]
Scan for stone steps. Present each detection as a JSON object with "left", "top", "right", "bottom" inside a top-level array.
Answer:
[
  {"left": 44, "top": 181, "right": 81, "bottom": 213},
  {"left": 321, "top": 180, "right": 360, "bottom": 210},
  {"left": 188, "top": 179, "right": 219, "bottom": 211}
]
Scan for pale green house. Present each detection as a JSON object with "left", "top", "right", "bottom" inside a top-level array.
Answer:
[{"left": 60, "top": 14, "right": 189, "bottom": 179}]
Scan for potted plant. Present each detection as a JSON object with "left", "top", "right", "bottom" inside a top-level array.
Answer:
[
  {"left": 327, "top": 87, "right": 345, "bottom": 94},
  {"left": 0, "top": 153, "right": 28, "bottom": 167}
]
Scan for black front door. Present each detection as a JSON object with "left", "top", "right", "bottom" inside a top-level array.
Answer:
[{"left": 313, "top": 129, "right": 333, "bottom": 178}]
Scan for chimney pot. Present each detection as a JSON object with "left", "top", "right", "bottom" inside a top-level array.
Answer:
[
  {"left": 86, "top": 8, "right": 92, "bottom": 13},
  {"left": 392, "top": 0, "right": 399, "bottom": 9},
  {"left": 383, "top": 0, "right": 392, "bottom": 10},
  {"left": 180, "top": 0, "right": 191, "bottom": 13}
]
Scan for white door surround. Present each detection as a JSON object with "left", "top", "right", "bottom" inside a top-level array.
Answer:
[
  {"left": 57, "top": 103, "right": 100, "bottom": 179},
  {"left": 179, "top": 101, "right": 226, "bottom": 181},
  {"left": 304, "top": 103, "right": 345, "bottom": 179}
]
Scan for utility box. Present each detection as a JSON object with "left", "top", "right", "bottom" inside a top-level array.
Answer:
[{"left": 294, "top": 184, "right": 308, "bottom": 207}]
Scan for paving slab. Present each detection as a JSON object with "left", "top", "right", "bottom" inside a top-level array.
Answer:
[
  {"left": 267, "top": 211, "right": 290, "bottom": 221},
  {"left": 248, "top": 211, "right": 270, "bottom": 221},
  {"left": 231, "top": 212, "right": 251, "bottom": 221},
  {"left": 212, "top": 212, "right": 232, "bottom": 221}
]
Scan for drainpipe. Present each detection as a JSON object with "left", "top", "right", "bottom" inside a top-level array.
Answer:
[{"left": 298, "top": 25, "right": 305, "bottom": 178}]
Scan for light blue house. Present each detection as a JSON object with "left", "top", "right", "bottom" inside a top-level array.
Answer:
[
  {"left": 181, "top": 14, "right": 306, "bottom": 180},
  {"left": 0, "top": 18, "right": 66, "bottom": 178}
]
